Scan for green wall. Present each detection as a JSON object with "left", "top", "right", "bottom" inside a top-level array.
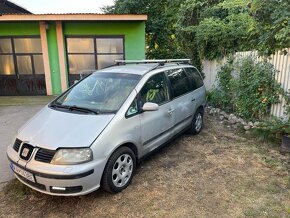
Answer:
[
  {"left": 0, "top": 21, "right": 146, "bottom": 95},
  {"left": 63, "top": 22, "right": 146, "bottom": 60},
  {"left": 0, "top": 22, "right": 39, "bottom": 35},
  {"left": 46, "top": 22, "right": 62, "bottom": 95}
]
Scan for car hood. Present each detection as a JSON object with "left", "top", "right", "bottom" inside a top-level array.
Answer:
[{"left": 17, "top": 106, "right": 114, "bottom": 150}]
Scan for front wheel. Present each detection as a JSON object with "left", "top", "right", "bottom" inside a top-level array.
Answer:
[
  {"left": 188, "top": 108, "right": 204, "bottom": 135},
  {"left": 101, "top": 146, "right": 136, "bottom": 193}
]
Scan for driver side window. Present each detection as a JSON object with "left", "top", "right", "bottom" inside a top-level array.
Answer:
[{"left": 140, "top": 73, "right": 169, "bottom": 106}]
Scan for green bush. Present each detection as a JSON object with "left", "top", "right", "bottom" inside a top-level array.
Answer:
[
  {"left": 235, "top": 57, "right": 281, "bottom": 120},
  {"left": 207, "top": 56, "right": 282, "bottom": 120},
  {"left": 207, "top": 58, "right": 235, "bottom": 112},
  {"left": 253, "top": 119, "right": 290, "bottom": 140}
]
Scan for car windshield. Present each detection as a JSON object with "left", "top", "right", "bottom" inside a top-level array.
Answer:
[{"left": 51, "top": 73, "right": 141, "bottom": 114}]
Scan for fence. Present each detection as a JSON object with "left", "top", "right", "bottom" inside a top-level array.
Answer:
[{"left": 202, "top": 48, "right": 290, "bottom": 118}]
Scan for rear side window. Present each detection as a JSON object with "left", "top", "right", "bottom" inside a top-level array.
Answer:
[
  {"left": 166, "top": 68, "right": 191, "bottom": 98},
  {"left": 184, "top": 67, "right": 204, "bottom": 90}
]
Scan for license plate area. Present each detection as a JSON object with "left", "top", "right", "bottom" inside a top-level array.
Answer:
[{"left": 10, "top": 163, "right": 35, "bottom": 183}]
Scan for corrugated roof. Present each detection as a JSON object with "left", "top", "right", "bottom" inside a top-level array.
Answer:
[{"left": 0, "top": 14, "right": 147, "bottom": 21}]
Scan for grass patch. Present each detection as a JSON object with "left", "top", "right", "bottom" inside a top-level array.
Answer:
[
  {"left": 3, "top": 179, "right": 35, "bottom": 202},
  {"left": 284, "top": 176, "right": 290, "bottom": 188},
  {"left": 261, "top": 156, "right": 283, "bottom": 168},
  {"left": 243, "top": 200, "right": 289, "bottom": 218},
  {"left": 266, "top": 181, "right": 283, "bottom": 194}
]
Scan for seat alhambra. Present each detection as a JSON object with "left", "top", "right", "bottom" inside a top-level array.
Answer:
[{"left": 7, "top": 59, "right": 206, "bottom": 196}]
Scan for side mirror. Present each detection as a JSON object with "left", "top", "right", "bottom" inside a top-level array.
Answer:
[{"left": 142, "top": 102, "right": 159, "bottom": 112}]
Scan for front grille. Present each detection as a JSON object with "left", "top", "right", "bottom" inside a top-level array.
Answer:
[
  {"left": 35, "top": 148, "right": 56, "bottom": 163},
  {"left": 13, "top": 139, "right": 22, "bottom": 152}
]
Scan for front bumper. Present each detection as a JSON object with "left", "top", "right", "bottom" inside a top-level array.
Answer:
[{"left": 7, "top": 146, "right": 107, "bottom": 196}]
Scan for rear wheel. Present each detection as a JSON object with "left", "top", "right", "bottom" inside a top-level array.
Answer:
[
  {"left": 188, "top": 108, "right": 204, "bottom": 135},
  {"left": 101, "top": 146, "right": 136, "bottom": 193}
]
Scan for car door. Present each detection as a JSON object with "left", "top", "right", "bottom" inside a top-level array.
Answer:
[
  {"left": 183, "top": 67, "right": 205, "bottom": 111},
  {"left": 166, "top": 68, "right": 195, "bottom": 135},
  {"left": 139, "top": 72, "right": 174, "bottom": 154}
]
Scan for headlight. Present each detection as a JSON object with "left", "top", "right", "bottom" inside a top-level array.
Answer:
[{"left": 51, "top": 148, "right": 93, "bottom": 165}]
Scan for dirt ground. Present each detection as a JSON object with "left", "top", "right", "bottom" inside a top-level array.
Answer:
[{"left": 0, "top": 112, "right": 289, "bottom": 218}]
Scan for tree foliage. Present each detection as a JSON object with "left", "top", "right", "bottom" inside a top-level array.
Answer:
[
  {"left": 177, "top": 0, "right": 255, "bottom": 61},
  {"left": 103, "top": 0, "right": 290, "bottom": 67},
  {"left": 102, "top": 0, "right": 186, "bottom": 59},
  {"left": 249, "top": 0, "right": 290, "bottom": 56}
]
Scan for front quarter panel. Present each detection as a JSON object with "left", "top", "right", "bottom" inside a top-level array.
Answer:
[{"left": 90, "top": 89, "right": 142, "bottom": 162}]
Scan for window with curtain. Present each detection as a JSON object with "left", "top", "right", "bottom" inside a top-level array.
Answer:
[
  {"left": 0, "top": 37, "right": 44, "bottom": 76},
  {"left": 66, "top": 36, "right": 124, "bottom": 74}
]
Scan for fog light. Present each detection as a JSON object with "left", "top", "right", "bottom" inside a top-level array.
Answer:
[
  {"left": 51, "top": 186, "right": 66, "bottom": 191},
  {"left": 50, "top": 185, "right": 83, "bottom": 194}
]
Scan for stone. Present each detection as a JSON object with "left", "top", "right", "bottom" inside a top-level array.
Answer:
[
  {"left": 253, "top": 121, "right": 260, "bottom": 126},
  {"left": 219, "top": 115, "right": 225, "bottom": 121},
  {"left": 241, "top": 121, "right": 247, "bottom": 126},
  {"left": 224, "top": 113, "right": 229, "bottom": 119},
  {"left": 248, "top": 122, "right": 254, "bottom": 127},
  {"left": 238, "top": 118, "right": 244, "bottom": 123},
  {"left": 209, "top": 108, "right": 215, "bottom": 115},
  {"left": 228, "top": 114, "right": 238, "bottom": 124},
  {"left": 244, "top": 125, "right": 251, "bottom": 131},
  {"left": 220, "top": 111, "right": 227, "bottom": 116},
  {"left": 233, "top": 124, "right": 239, "bottom": 129},
  {"left": 220, "top": 111, "right": 229, "bottom": 119},
  {"left": 216, "top": 108, "right": 221, "bottom": 114}
]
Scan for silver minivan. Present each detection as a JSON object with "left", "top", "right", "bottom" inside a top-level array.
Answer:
[{"left": 7, "top": 59, "right": 206, "bottom": 196}]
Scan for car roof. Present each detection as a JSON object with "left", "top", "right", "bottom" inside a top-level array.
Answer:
[{"left": 96, "top": 63, "right": 193, "bottom": 76}]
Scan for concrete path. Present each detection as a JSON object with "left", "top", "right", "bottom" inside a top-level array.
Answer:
[{"left": 0, "top": 96, "right": 54, "bottom": 189}]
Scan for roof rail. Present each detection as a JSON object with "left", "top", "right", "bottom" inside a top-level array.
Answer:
[{"left": 115, "top": 59, "right": 191, "bottom": 65}]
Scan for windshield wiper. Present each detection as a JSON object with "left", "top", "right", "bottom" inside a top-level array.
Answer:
[
  {"left": 49, "top": 103, "right": 99, "bottom": 114},
  {"left": 68, "top": 106, "right": 100, "bottom": 115},
  {"left": 49, "top": 102, "right": 68, "bottom": 109}
]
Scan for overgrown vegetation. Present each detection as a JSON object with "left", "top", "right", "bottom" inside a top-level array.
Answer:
[
  {"left": 177, "top": 0, "right": 254, "bottom": 62},
  {"left": 207, "top": 57, "right": 282, "bottom": 120},
  {"left": 249, "top": 0, "right": 290, "bottom": 56},
  {"left": 252, "top": 90, "right": 290, "bottom": 139},
  {"left": 102, "top": 0, "right": 186, "bottom": 59},
  {"left": 207, "top": 56, "right": 290, "bottom": 139},
  {"left": 103, "top": 0, "right": 289, "bottom": 72},
  {"left": 254, "top": 118, "right": 290, "bottom": 139}
]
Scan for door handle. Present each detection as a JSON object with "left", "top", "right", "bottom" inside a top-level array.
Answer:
[
  {"left": 191, "top": 98, "right": 196, "bottom": 102},
  {"left": 168, "top": 109, "right": 174, "bottom": 115}
]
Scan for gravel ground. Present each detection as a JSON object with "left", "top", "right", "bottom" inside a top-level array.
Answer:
[{"left": 0, "top": 113, "right": 289, "bottom": 217}]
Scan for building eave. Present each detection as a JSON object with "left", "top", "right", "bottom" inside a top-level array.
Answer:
[{"left": 0, "top": 14, "right": 147, "bottom": 21}]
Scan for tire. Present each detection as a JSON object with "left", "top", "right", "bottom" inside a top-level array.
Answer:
[
  {"left": 188, "top": 108, "right": 204, "bottom": 135},
  {"left": 101, "top": 146, "right": 136, "bottom": 193}
]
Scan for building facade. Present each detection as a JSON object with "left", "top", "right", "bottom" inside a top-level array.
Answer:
[{"left": 0, "top": 14, "right": 147, "bottom": 95}]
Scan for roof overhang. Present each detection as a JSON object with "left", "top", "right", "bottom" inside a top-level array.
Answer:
[{"left": 0, "top": 14, "right": 147, "bottom": 22}]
